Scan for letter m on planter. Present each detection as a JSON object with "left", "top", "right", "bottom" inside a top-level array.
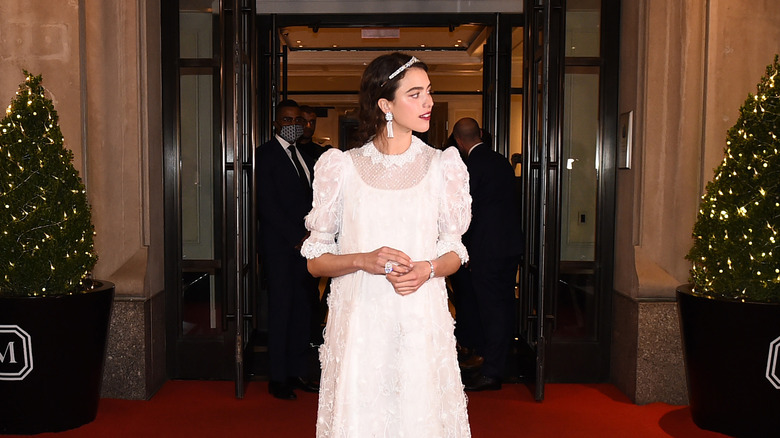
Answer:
[{"left": 0, "top": 325, "right": 33, "bottom": 380}]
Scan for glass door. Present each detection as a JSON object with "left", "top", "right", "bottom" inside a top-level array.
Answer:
[
  {"left": 166, "top": 0, "right": 229, "bottom": 381},
  {"left": 546, "top": 0, "right": 618, "bottom": 383},
  {"left": 521, "top": 0, "right": 565, "bottom": 401},
  {"left": 163, "top": 0, "right": 256, "bottom": 398},
  {"left": 519, "top": 0, "right": 619, "bottom": 396},
  {"left": 482, "top": 14, "right": 513, "bottom": 158}
]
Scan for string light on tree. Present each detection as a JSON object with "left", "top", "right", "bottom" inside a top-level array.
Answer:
[
  {"left": 0, "top": 71, "right": 97, "bottom": 297},
  {"left": 686, "top": 56, "right": 780, "bottom": 303}
]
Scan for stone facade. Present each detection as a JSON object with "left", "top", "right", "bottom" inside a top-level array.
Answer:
[
  {"left": 102, "top": 293, "right": 166, "bottom": 400},
  {"left": 611, "top": 292, "right": 688, "bottom": 404}
]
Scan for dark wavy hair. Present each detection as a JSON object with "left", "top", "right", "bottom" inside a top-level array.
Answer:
[{"left": 350, "top": 52, "right": 428, "bottom": 149}]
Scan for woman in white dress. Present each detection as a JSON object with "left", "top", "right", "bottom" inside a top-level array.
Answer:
[{"left": 300, "top": 52, "right": 472, "bottom": 438}]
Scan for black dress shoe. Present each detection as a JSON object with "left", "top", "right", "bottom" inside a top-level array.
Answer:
[
  {"left": 459, "top": 354, "right": 485, "bottom": 370},
  {"left": 465, "top": 374, "right": 502, "bottom": 391},
  {"left": 456, "top": 343, "right": 474, "bottom": 362},
  {"left": 288, "top": 376, "right": 319, "bottom": 393},
  {"left": 269, "top": 380, "right": 296, "bottom": 400}
]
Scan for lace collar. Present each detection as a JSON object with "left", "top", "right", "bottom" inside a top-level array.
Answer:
[{"left": 360, "top": 136, "right": 424, "bottom": 169}]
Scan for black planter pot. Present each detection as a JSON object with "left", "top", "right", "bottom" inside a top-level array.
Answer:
[
  {"left": 677, "top": 284, "right": 780, "bottom": 438},
  {"left": 0, "top": 281, "right": 114, "bottom": 434}
]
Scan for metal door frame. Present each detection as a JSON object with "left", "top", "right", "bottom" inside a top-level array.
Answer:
[
  {"left": 228, "top": 0, "right": 257, "bottom": 399},
  {"left": 521, "top": 0, "right": 565, "bottom": 401}
]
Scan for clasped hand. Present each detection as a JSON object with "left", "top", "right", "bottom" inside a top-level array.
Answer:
[{"left": 364, "top": 246, "right": 429, "bottom": 296}]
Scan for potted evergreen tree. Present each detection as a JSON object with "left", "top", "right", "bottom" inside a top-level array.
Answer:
[
  {"left": 678, "top": 56, "right": 780, "bottom": 437},
  {"left": 0, "top": 72, "right": 114, "bottom": 434}
]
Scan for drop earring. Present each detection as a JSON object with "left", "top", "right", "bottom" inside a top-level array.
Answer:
[{"left": 385, "top": 112, "right": 394, "bottom": 138}]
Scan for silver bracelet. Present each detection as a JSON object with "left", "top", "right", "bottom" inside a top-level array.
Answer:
[{"left": 427, "top": 260, "right": 435, "bottom": 280}]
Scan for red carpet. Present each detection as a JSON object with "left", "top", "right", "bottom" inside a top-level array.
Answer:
[{"left": 8, "top": 381, "right": 730, "bottom": 437}]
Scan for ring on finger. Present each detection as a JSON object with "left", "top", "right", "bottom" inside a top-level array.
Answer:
[{"left": 384, "top": 261, "right": 394, "bottom": 274}]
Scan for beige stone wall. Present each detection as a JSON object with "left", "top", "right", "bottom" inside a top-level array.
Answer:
[
  {"left": 0, "top": 1, "right": 163, "bottom": 299},
  {"left": 81, "top": 1, "right": 163, "bottom": 300},
  {"left": 702, "top": 0, "right": 780, "bottom": 181},
  {"left": 616, "top": 0, "right": 780, "bottom": 300},
  {"left": 0, "top": 2, "right": 84, "bottom": 172}
]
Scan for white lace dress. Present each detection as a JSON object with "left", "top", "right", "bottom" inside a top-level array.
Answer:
[{"left": 301, "top": 136, "right": 472, "bottom": 438}]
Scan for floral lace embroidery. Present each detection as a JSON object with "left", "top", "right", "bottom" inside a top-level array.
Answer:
[
  {"left": 350, "top": 137, "right": 432, "bottom": 190},
  {"left": 301, "top": 239, "right": 340, "bottom": 259},
  {"left": 360, "top": 137, "right": 422, "bottom": 168}
]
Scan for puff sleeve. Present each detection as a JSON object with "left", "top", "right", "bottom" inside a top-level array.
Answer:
[
  {"left": 437, "top": 147, "right": 472, "bottom": 263},
  {"left": 300, "top": 148, "right": 348, "bottom": 259}
]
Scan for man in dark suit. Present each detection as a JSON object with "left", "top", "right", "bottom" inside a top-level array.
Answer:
[
  {"left": 449, "top": 117, "right": 523, "bottom": 391},
  {"left": 256, "top": 99, "right": 319, "bottom": 400},
  {"left": 297, "top": 105, "right": 333, "bottom": 160}
]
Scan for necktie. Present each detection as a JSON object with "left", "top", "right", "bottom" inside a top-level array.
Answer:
[{"left": 288, "top": 145, "right": 310, "bottom": 188}]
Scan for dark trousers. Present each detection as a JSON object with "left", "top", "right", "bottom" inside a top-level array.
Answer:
[
  {"left": 263, "top": 250, "right": 317, "bottom": 382},
  {"left": 311, "top": 277, "right": 331, "bottom": 345},
  {"left": 451, "top": 256, "right": 518, "bottom": 379}
]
